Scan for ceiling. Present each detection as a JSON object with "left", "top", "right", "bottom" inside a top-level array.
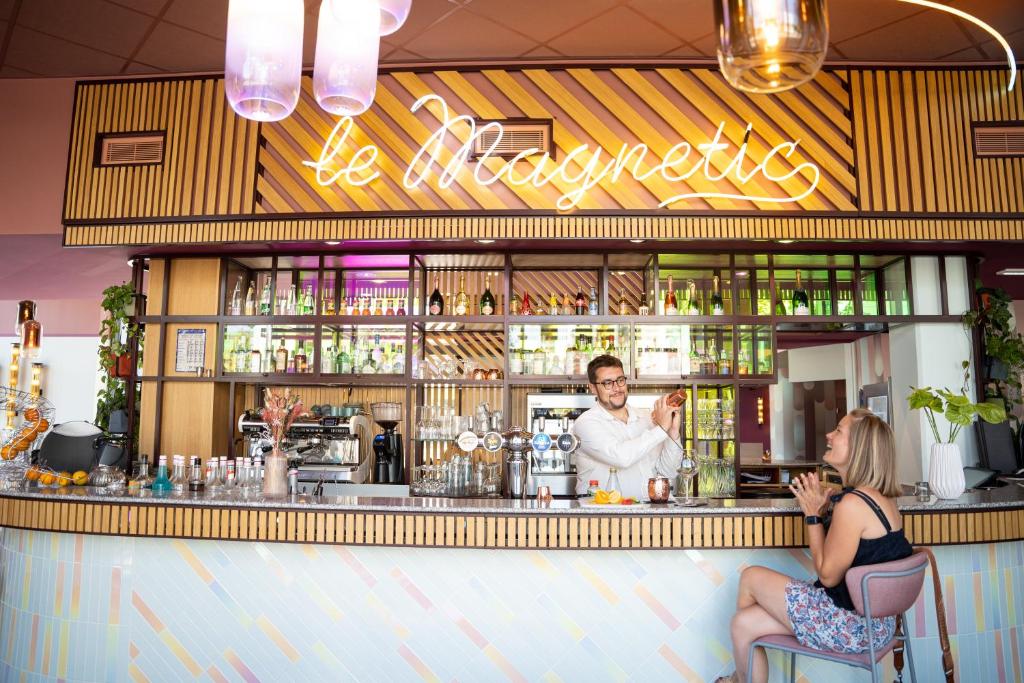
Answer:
[{"left": 0, "top": 0, "right": 1021, "bottom": 78}]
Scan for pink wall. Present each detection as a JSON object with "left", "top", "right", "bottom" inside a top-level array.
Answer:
[
  {"left": 0, "top": 78, "right": 75, "bottom": 237},
  {"left": 738, "top": 385, "right": 771, "bottom": 454}
]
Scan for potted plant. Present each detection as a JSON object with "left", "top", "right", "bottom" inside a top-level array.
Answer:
[
  {"left": 962, "top": 284, "right": 1024, "bottom": 453},
  {"left": 907, "top": 361, "right": 1006, "bottom": 498},
  {"left": 96, "top": 283, "right": 142, "bottom": 429}
]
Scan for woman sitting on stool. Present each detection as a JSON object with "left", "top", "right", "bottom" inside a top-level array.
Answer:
[{"left": 717, "top": 409, "right": 912, "bottom": 683}]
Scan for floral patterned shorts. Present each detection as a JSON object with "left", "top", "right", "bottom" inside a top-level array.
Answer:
[{"left": 784, "top": 580, "right": 896, "bottom": 654}]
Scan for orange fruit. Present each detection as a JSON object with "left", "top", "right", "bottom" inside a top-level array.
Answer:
[
  {"left": 38, "top": 472, "right": 55, "bottom": 486},
  {"left": 57, "top": 471, "right": 72, "bottom": 486},
  {"left": 24, "top": 408, "right": 38, "bottom": 421},
  {"left": 25, "top": 466, "right": 40, "bottom": 481},
  {"left": 72, "top": 471, "right": 89, "bottom": 486},
  {"left": 0, "top": 445, "right": 12, "bottom": 460},
  {"left": 37, "top": 419, "right": 49, "bottom": 432}
]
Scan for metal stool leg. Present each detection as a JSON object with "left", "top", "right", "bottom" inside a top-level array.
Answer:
[
  {"left": 789, "top": 651, "right": 796, "bottom": 683},
  {"left": 902, "top": 624, "right": 917, "bottom": 683}
]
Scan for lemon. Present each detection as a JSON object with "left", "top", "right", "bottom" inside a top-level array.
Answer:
[
  {"left": 72, "top": 471, "right": 89, "bottom": 486},
  {"left": 593, "top": 490, "right": 610, "bottom": 504},
  {"left": 608, "top": 490, "right": 622, "bottom": 504}
]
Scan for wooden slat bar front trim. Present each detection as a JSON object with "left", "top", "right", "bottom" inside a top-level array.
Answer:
[{"left": 1, "top": 497, "right": 1020, "bottom": 548}]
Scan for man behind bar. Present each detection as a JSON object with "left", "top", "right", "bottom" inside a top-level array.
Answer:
[{"left": 573, "top": 355, "right": 682, "bottom": 500}]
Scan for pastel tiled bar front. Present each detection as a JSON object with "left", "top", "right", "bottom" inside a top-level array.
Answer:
[{"left": 1, "top": 488, "right": 1022, "bottom": 682}]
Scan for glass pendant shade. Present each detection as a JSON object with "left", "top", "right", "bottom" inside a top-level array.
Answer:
[
  {"left": 315, "top": 0, "right": 381, "bottom": 116},
  {"left": 21, "top": 319, "right": 41, "bottom": 358},
  {"left": 714, "top": 0, "right": 828, "bottom": 94},
  {"left": 15, "top": 300, "right": 35, "bottom": 335},
  {"left": 378, "top": 0, "right": 412, "bottom": 36},
  {"left": 225, "top": 0, "right": 304, "bottom": 122}
]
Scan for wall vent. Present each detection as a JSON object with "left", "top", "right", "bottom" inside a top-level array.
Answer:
[
  {"left": 972, "top": 123, "right": 1024, "bottom": 158},
  {"left": 96, "top": 132, "right": 165, "bottom": 166},
  {"left": 472, "top": 119, "right": 553, "bottom": 159}
]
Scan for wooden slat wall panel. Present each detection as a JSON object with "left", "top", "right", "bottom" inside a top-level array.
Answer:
[
  {"left": 64, "top": 78, "right": 259, "bottom": 221},
  {"left": 64, "top": 215, "right": 1024, "bottom": 247},
  {"left": 852, "top": 68, "right": 1024, "bottom": 213}
]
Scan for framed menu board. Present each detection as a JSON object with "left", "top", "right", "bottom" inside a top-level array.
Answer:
[{"left": 174, "top": 328, "right": 206, "bottom": 373}]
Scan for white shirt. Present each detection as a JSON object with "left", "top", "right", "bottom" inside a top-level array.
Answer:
[{"left": 573, "top": 402, "right": 680, "bottom": 500}]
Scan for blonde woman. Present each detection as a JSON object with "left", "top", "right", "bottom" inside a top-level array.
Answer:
[{"left": 717, "top": 409, "right": 912, "bottom": 683}]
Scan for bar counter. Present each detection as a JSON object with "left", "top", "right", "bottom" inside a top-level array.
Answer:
[{"left": 2, "top": 487, "right": 1022, "bottom": 681}]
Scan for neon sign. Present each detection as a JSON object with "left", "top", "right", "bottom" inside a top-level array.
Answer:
[{"left": 303, "top": 93, "right": 820, "bottom": 210}]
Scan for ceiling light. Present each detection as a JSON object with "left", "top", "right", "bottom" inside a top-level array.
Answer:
[
  {"left": 314, "top": 0, "right": 381, "bottom": 116},
  {"left": 476, "top": 239, "right": 495, "bottom": 244},
  {"left": 777, "top": 239, "right": 795, "bottom": 244},
  {"left": 735, "top": 270, "right": 749, "bottom": 277},
  {"left": 225, "top": 0, "right": 303, "bottom": 121},
  {"left": 714, "top": 0, "right": 828, "bottom": 94},
  {"left": 378, "top": 0, "right": 412, "bottom": 36},
  {"left": 996, "top": 268, "right": 1024, "bottom": 276},
  {"left": 326, "top": 241, "right": 341, "bottom": 245},
  {"left": 629, "top": 239, "right": 646, "bottom": 244}
]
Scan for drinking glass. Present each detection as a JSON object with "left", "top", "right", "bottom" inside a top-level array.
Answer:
[{"left": 676, "top": 449, "right": 698, "bottom": 505}]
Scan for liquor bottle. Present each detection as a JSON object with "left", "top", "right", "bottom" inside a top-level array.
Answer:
[
  {"left": 249, "top": 349, "right": 261, "bottom": 373},
  {"left": 774, "top": 285, "right": 788, "bottom": 315},
  {"left": 259, "top": 280, "right": 272, "bottom": 316},
  {"left": 303, "top": 285, "right": 314, "bottom": 315},
  {"left": 548, "top": 292, "right": 559, "bottom": 316},
  {"left": 188, "top": 459, "right": 205, "bottom": 493},
  {"left": 510, "top": 290, "right": 521, "bottom": 315},
  {"left": 665, "top": 275, "right": 679, "bottom": 315},
  {"left": 396, "top": 292, "right": 407, "bottom": 316},
  {"left": 128, "top": 455, "right": 153, "bottom": 494},
  {"left": 705, "top": 341, "right": 718, "bottom": 375},
  {"left": 719, "top": 346, "right": 732, "bottom": 375},
  {"left": 230, "top": 277, "right": 243, "bottom": 316},
  {"left": 335, "top": 339, "right": 352, "bottom": 374},
  {"left": 480, "top": 275, "right": 496, "bottom": 315},
  {"left": 284, "top": 285, "right": 296, "bottom": 315},
  {"left": 792, "top": 271, "right": 810, "bottom": 315},
  {"left": 170, "top": 455, "right": 187, "bottom": 495},
  {"left": 738, "top": 347, "right": 751, "bottom": 375},
  {"left": 429, "top": 276, "right": 444, "bottom": 315},
  {"left": 294, "top": 344, "right": 308, "bottom": 373},
  {"left": 560, "top": 294, "right": 574, "bottom": 316},
  {"left": 689, "top": 340, "right": 702, "bottom": 375},
  {"left": 374, "top": 294, "right": 384, "bottom": 316},
  {"left": 385, "top": 298, "right": 395, "bottom": 316},
  {"left": 711, "top": 275, "right": 724, "bottom": 316},
  {"left": 151, "top": 455, "right": 172, "bottom": 495},
  {"left": 638, "top": 291, "right": 651, "bottom": 316},
  {"left": 361, "top": 294, "right": 372, "bottom": 317},
  {"left": 588, "top": 286, "right": 599, "bottom": 315},
  {"left": 618, "top": 288, "right": 629, "bottom": 316},
  {"left": 274, "top": 340, "right": 288, "bottom": 372},
  {"left": 455, "top": 275, "right": 470, "bottom": 315},
  {"left": 521, "top": 290, "right": 533, "bottom": 316},
  {"left": 686, "top": 280, "right": 700, "bottom": 316},
  {"left": 574, "top": 286, "right": 587, "bottom": 315},
  {"left": 244, "top": 284, "right": 255, "bottom": 316}
]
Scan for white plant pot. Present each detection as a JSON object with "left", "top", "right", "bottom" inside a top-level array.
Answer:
[{"left": 928, "top": 442, "right": 965, "bottom": 499}]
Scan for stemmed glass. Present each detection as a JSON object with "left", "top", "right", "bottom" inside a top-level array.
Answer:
[{"left": 676, "top": 448, "right": 699, "bottom": 506}]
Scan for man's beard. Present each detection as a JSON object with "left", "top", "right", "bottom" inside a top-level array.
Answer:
[{"left": 598, "top": 392, "right": 628, "bottom": 411}]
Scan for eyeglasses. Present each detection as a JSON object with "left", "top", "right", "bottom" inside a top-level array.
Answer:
[{"left": 596, "top": 376, "right": 628, "bottom": 389}]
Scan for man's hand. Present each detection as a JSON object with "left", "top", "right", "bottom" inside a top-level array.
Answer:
[{"left": 651, "top": 397, "right": 674, "bottom": 431}]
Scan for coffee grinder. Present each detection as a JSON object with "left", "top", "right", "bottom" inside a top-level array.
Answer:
[{"left": 370, "top": 401, "right": 404, "bottom": 484}]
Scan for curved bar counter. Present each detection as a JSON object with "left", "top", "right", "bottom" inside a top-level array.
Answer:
[{"left": 2, "top": 487, "right": 1022, "bottom": 681}]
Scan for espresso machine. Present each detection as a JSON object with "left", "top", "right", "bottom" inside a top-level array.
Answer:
[{"left": 370, "top": 402, "right": 404, "bottom": 484}]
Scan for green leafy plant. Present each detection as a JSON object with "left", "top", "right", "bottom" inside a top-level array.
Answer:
[
  {"left": 95, "top": 283, "right": 141, "bottom": 429},
  {"left": 908, "top": 361, "right": 1006, "bottom": 444}
]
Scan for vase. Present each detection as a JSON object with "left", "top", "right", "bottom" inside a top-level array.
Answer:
[
  {"left": 262, "top": 449, "right": 288, "bottom": 497},
  {"left": 928, "top": 443, "right": 965, "bottom": 499}
]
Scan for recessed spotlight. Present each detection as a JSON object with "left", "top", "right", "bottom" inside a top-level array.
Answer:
[
  {"left": 777, "top": 239, "right": 795, "bottom": 244},
  {"left": 325, "top": 241, "right": 340, "bottom": 245},
  {"left": 372, "top": 279, "right": 386, "bottom": 284},
  {"left": 629, "top": 239, "right": 646, "bottom": 244},
  {"left": 476, "top": 239, "right": 495, "bottom": 244},
  {"left": 996, "top": 268, "right": 1024, "bottom": 276},
  {"left": 735, "top": 270, "right": 749, "bottom": 277}
]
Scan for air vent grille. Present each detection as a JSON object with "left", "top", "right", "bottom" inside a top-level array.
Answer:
[
  {"left": 973, "top": 124, "right": 1024, "bottom": 158},
  {"left": 98, "top": 133, "right": 165, "bottom": 166},
  {"left": 473, "top": 120, "right": 552, "bottom": 159}
]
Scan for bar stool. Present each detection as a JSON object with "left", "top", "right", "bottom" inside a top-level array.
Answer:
[{"left": 748, "top": 550, "right": 930, "bottom": 683}]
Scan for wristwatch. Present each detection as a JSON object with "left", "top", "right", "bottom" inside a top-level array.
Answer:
[{"left": 805, "top": 515, "right": 823, "bottom": 525}]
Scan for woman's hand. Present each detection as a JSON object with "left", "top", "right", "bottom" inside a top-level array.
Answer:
[{"left": 789, "top": 472, "right": 828, "bottom": 518}]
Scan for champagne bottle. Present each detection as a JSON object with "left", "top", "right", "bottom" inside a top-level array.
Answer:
[
  {"left": 588, "top": 286, "right": 599, "bottom": 315},
  {"left": 548, "top": 292, "right": 559, "bottom": 316},
  {"left": 689, "top": 340, "right": 701, "bottom": 375},
  {"left": 665, "top": 275, "right": 679, "bottom": 315},
  {"left": 617, "top": 287, "right": 629, "bottom": 316},
  {"left": 792, "top": 271, "right": 810, "bottom": 315},
  {"left": 429, "top": 276, "right": 444, "bottom": 315},
  {"left": 686, "top": 279, "right": 700, "bottom": 316},
  {"left": 774, "top": 285, "right": 788, "bottom": 316},
  {"left": 574, "top": 286, "right": 587, "bottom": 315},
  {"left": 521, "top": 290, "right": 533, "bottom": 316},
  {"left": 244, "top": 284, "right": 255, "bottom": 316},
  {"left": 454, "top": 275, "right": 470, "bottom": 315},
  {"left": 711, "top": 275, "right": 724, "bottom": 316},
  {"left": 480, "top": 275, "right": 496, "bottom": 315}
]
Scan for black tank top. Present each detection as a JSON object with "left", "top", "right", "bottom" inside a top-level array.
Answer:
[{"left": 814, "top": 488, "right": 913, "bottom": 612}]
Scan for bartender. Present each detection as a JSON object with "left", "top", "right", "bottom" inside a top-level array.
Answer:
[{"left": 573, "top": 354, "right": 682, "bottom": 499}]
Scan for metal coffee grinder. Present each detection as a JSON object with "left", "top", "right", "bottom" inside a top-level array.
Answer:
[{"left": 370, "top": 402, "right": 404, "bottom": 484}]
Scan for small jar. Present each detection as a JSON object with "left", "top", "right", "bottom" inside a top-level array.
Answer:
[{"left": 648, "top": 476, "right": 671, "bottom": 503}]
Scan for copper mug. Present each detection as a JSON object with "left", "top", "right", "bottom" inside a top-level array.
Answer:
[
  {"left": 487, "top": 368, "right": 503, "bottom": 380},
  {"left": 472, "top": 368, "right": 487, "bottom": 380},
  {"left": 648, "top": 476, "right": 671, "bottom": 503}
]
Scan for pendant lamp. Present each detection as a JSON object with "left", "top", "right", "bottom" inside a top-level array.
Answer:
[
  {"left": 225, "top": 0, "right": 304, "bottom": 121},
  {"left": 714, "top": 0, "right": 828, "bottom": 93},
  {"left": 378, "top": 0, "right": 412, "bottom": 36},
  {"left": 15, "top": 300, "right": 35, "bottom": 336},
  {"left": 314, "top": 0, "right": 381, "bottom": 116},
  {"left": 21, "top": 319, "right": 41, "bottom": 359}
]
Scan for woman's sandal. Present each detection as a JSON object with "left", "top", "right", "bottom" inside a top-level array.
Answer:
[{"left": 712, "top": 674, "right": 738, "bottom": 683}]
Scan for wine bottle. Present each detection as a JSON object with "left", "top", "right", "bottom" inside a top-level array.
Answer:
[
  {"left": 548, "top": 292, "right": 559, "bottom": 316},
  {"left": 792, "top": 271, "right": 810, "bottom": 315},
  {"left": 665, "top": 275, "right": 679, "bottom": 315},
  {"left": 686, "top": 279, "right": 700, "bottom": 316},
  {"left": 454, "top": 275, "right": 470, "bottom": 315},
  {"left": 711, "top": 275, "right": 724, "bottom": 315},
  {"left": 480, "top": 275, "right": 496, "bottom": 315},
  {"left": 574, "top": 286, "right": 587, "bottom": 315},
  {"left": 588, "top": 286, "right": 599, "bottom": 315},
  {"left": 230, "top": 277, "right": 243, "bottom": 316},
  {"left": 244, "top": 284, "right": 255, "bottom": 316},
  {"left": 303, "top": 285, "right": 314, "bottom": 315},
  {"left": 689, "top": 340, "right": 701, "bottom": 375},
  {"left": 521, "top": 290, "right": 533, "bottom": 316},
  {"left": 617, "top": 288, "right": 629, "bottom": 316},
  {"left": 429, "top": 276, "right": 444, "bottom": 315}
]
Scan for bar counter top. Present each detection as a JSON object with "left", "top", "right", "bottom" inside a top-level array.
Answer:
[{"left": 2, "top": 484, "right": 1022, "bottom": 549}]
